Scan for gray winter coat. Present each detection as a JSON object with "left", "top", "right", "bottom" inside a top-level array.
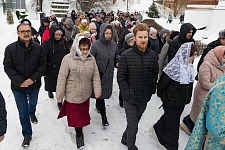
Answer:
[
  {"left": 158, "top": 37, "right": 172, "bottom": 78},
  {"left": 91, "top": 23, "right": 119, "bottom": 99}
]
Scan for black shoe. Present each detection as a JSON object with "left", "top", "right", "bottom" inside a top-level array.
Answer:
[
  {"left": 121, "top": 137, "right": 127, "bottom": 146},
  {"left": 30, "top": 114, "right": 38, "bottom": 124},
  {"left": 22, "top": 137, "right": 32, "bottom": 147},
  {"left": 48, "top": 92, "right": 54, "bottom": 99},
  {"left": 57, "top": 102, "right": 62, "bottom": 110},
  {"left": 102, "top": 115, "right": 109, "bottom": 126},
  {"left": 76, "top": 134, "right": 84, "bottom": 149}
]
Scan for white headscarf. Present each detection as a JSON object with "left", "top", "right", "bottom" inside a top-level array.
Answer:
[
  {"left": 71, "top": 32, "right": 91, "bottom": 61},
  {"left": 163, "top": 42, "right": 195, "bottom": 84}
]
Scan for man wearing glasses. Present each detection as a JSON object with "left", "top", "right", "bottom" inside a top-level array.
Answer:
[{"left": 3, "top": 23, "right": 46, "bottom": 147}]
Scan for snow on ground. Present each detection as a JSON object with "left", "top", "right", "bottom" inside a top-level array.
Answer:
[{"left": 0, "top": 0, "right": 216, "bottom": 149}]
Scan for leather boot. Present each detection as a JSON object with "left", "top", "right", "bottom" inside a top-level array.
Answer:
[{"left": 76, "top": 133, "right": 84, "bottom": 149}]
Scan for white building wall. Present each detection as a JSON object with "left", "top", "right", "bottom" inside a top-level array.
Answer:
[
  {"left": 210, "top": 1, "right": 225, "bottom": 34},
  {"left": 185, "top": 5, "right": 215, "bottom": 30}
]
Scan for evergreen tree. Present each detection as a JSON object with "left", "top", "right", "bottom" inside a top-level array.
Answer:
[
  {"left": 7, "top": 9, "right": 14, "bottom": 24},
  {"left": 145, "top": 2, "right": 160, "bottom": 18}
]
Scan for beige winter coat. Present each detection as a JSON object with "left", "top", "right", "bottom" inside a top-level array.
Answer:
[
  {"left": 56, "top": 51, "right": 101, "bottom": 104},
  {"left": 190, "top": 50, "right": 225, "bottom": 122}
]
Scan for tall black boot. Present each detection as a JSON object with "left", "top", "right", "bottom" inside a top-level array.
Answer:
[
  {"left": 76, "top": 133, "right": 84, "bottom": 149},
  {"left": 75, "top": 127, "right": 84, "bottom": 148},
  {"left": 101, "top": 114, "right": 109, "bottom": 126},
  {"left": 97, "top": 99, "right": 109, "bottom": 126}
]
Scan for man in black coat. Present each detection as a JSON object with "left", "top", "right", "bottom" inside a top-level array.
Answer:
[
  {"left": 3, "top": 23, "right": 47, "bottom": 147},
  {"left": 117, "top": 23, "right": 158, "bottom": 150},
  {"left": 0, "top": 92, "right": 7, "bottom": 142},
  {"left": 168, "top": 23, "right": 196, "bottom": 62},
  {"left": 197, "top": 29, "right": 225, "bottom": 72}
]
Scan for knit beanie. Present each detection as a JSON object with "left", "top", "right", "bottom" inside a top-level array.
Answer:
[
  {"left": 81, "top": 19, "right": 87, "bottom": 24},
  {"left": 42, "top": 17, "right": 50, "bottom": 23},
  {"left": 219, "top": 29, "right": 225, "bottom": 39},
  {"left": 169, "top": 31, "right": 180, "bottom": 39},
  {"left": 89, "top": 22, "right": 96, "bottom": 30},
  {"left": 125, "top": 33, "right": 134, "bottom": 43},
  {"left": 149, "top": 27, "right": 157, "bottom": 35}
]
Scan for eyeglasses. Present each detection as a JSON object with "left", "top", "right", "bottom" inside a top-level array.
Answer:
[
  {"left": 18, "top": 30, "right": 31, "bottom": 34},
  {"left": 80, "top": 47, "right": 90, "bottom": 51}
]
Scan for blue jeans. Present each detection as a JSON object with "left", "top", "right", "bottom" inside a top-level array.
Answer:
[{"left": 12, "top": 88, "right": 40, "bottom": 138}]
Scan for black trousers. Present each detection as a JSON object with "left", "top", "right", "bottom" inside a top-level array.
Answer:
[
  {"left": 122, "top": 100, "right": 147, "bottom": 150},
  {"left": 96, "top": 99, "right": 106, "bottom": 116},
  {"left": 154, "top": 105, "right": 184, "bottom": 150},
  {"left": 75, "top": 127, "right": 83, "bottom": 136}
]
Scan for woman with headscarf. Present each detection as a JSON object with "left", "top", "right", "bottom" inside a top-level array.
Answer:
[
  {"left": 152, "top": 42, "right": 198, "bottom": 150},
  {"left": 181, "top": 46, "right": 225, "bottom": 135},
  {"left": 42, "top": 26, "right": 70, "bottom": 108},
  {"left": 56, "top": 33, "right": 101, "bottom": 149}
]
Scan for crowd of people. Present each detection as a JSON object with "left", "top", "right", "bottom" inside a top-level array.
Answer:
[{"left": 1, "top": 9, "right": 225, "bottom": 150}]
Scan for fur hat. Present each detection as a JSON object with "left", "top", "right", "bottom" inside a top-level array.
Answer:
[
  {"left": 159, "top": 29, "right": 170, "bottom": 37},
  {"left": 89, "top": 22, "right": 96, "bottom": 30},
  {"left": 125, "top": 33, "right": 134, "bottom": 43},
  {"left": 219, "top": 29, "right": 225, "bottom": 39},
  {"left": 169, "top": 31, "right": 180, "bottom": 39},
  {"left": 149, "top": 27, "right": 157, "bottom": 35}
]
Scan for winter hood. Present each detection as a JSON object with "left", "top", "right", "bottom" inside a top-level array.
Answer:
[
  {"left": 50, "top": 26, "right": 65, "bottom": 41},
  {"left": 71, "top": 32, "right": 91, "bottom": 60},
  {"left": 100, "top": 23, "right": 113, "bottom": 44},
  {"left": 179, "top": 23, "right": 196, "bottom": 40}
]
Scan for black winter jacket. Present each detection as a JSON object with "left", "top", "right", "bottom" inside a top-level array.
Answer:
[
  {"left": 168, "top": 23, "right": 196, "bottom": 62},
  {"left": 0, "top": 92, "right": 7, "bottom": 136},
  {"left": 118, "top": 28, "right": 131, "bottom": 50},
  {"left": 119, "top": 41, "right": 132, "bottom": 55},
  {"left": 42, "top": 27, "right": 70, "bottom": 92},
  {"left": 117, "top": 44, "right": 158, "bottom": 104},
  {"left": 157, "top": 72, "right": 193, "bottom": 108},
  {"left": 3, "top": 38, "right": 47, "bottom": 92},
  {"left": 197, "top": 39, "right": 222, "bottom": 72}
]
